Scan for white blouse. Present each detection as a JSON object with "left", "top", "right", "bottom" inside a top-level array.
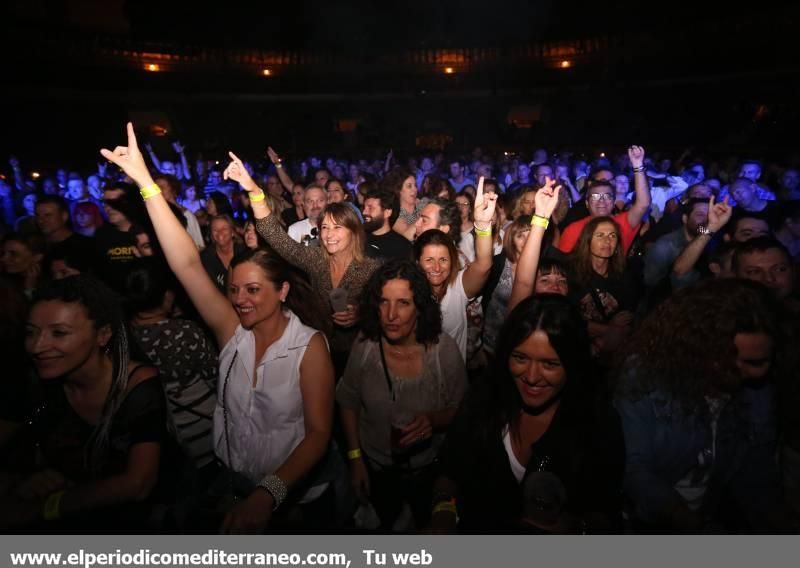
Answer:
[{"left": 214, "top": 309, "right": 328, "bottom": 500}]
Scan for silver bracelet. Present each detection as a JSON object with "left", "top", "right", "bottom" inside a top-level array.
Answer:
[{"left": 257, "top": 474, "right": 288, "bottom": 510}]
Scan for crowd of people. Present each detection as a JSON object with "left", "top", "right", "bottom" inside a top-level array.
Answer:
[{"left": 0, "top": 122, "right": 798, "bottom": 534}]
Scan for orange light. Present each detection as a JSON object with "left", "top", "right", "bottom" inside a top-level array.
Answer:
[
  {"left": 560, "top": 60, "right": 571, "bottom": 68},
  {"left": 262, "top": 68, "right": 272, "bottom": 76},
  {"left": 146, "top": 63, "right": 160, "bottom": 72},
  {"left": 31, "top": 172, "right": 40, "bottom": 179},
  {"left": 444, "top": 67, "right": 454, "bottom": 74}
]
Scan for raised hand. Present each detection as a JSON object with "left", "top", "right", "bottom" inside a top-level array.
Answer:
[
  {"left": 9, "top": 156, "right": 20, "bottom": 170},
  {"left": 97, "top": 161, "right": 108, "bottom": 177},
  {"left": 99, "top": 123, "right": 154, "bottom": 188},
  {"left": 628, "top": 145, "right": 646, "bottom": 169},
  {"left": 223, "top": 151, "right": 258, "bottom": 193},
  {"left": 266, "top": 147, "right": 282, "bottom": 165},
  {"left": 171, "top": 141, "right": 185, "bottom": 154},
  {"left": 533, "top": 176, "right": 561, "bottom": 220},
  {"left": 472, "top": 176, "right": 498, "bottom": 225},
  {"left": 707, "top": 195, "right": 732, "bottom": 232}
]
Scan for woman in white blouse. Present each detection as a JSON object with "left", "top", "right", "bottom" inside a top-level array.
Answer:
[{"left": 100, "top": 123, "right": 335, "bottom": 534}]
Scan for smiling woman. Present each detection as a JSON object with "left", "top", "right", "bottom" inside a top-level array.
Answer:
[
  {"left": 430, "top": 294, "right": 624, "bottom": 534},
  {"left": 0, "top": 275, "right": 180, "bottom": 532},
  {"left": 98, "top": 123, "right": 339, "bottom": 533}
]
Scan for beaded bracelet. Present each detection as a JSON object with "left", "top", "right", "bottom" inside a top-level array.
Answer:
[
  {"left": 257, "top": 474, "right": 288, "bottom": 510},
  {"left": 139, "top": 184, "right": 162, "bottom": 200}
]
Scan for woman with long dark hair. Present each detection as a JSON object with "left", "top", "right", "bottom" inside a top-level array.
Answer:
[
  {"left": 430, "top": 295, "right": 624, "bottom": 533},
  {"left": 568, "top": 216, "right": 638, "bottom": 355}
]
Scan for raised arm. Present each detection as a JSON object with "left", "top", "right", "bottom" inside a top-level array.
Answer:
[
  {"left": 224, "top": 152, "right": 320, "bottom": 275},
  {"left": 172, "top": 141, "right": 191, "bottom": 181},
  {"left": 142, "top": 142, "right": 161, "bottom": 173},
  {"left": 267, "top": 147, "right": 295, "bottom": 192},
  {"left": 101, "top": 123, "right": 238, "bottom": 347},
  {"left": 627, "top": 145, "right": 652, "bottom": 228},
  {"left": 462, "top": 177, "right": 498, "bottom": 298},
  {"left": 508, "top": 178, "right": 560, "bottom": 313},
  {"left": 672, "top": 196, "right": 731, "bottom": 279}
]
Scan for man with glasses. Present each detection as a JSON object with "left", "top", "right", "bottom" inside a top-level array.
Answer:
[{"left": 558, "top": 146, "right": 652, "bottom": 255}]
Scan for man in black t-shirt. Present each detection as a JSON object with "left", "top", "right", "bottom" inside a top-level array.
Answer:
[
  {"left": 94, "top": 186, "right": 140, "bottom": 290},
  {"left": 362, "top": 189, "right": 412, "bottom": 261},
  {"left": 35, "top": 195, "right": 97, "bottom": 275}
]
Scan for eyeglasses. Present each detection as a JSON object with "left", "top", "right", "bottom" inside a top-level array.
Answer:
[{"left": 589, "top": 193, "right": 614, "bottom": 202}]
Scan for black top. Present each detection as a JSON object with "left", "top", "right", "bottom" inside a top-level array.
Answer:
[
  {"left": 93, "top": 225, "right": 138, "bottom": 291},
  {"left": 366, "top": 230, "right": 413, "bottom": 261},
  {"left": 568, "top": 268, "right": 639, "bottom": 324},
  {"left": 437, "top": 379, "right": 625, "bottom": 533},
  {"left": 200, "top": 243, "right": 247, "bottom": 294},
  {"left": 281, "top": 206, "right": 304, "bottom": 228},
  {"left": 5, "top": 374, "right": 182, "bottom": 532}
]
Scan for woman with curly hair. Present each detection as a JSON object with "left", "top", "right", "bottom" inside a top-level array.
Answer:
[
  {"left": 336, "top": 259, "right": 467, "bottom": 530},
  {"left": 616, "top": 279, "right": 788, "bottom": 533}
]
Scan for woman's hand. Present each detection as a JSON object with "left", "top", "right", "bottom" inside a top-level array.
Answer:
[
  {"left": 348, "top": 458, "right": 371, "bottom": 504},
  {"left": 100, "top": 123, "right": 155, "bottom": 188},
  {"left": 15, "top": 469, "right": 68, "bottom": 501},
  {"left": 220, "top": 489, "right": 274, "bottom": 534},
  {"left": 223, "top": 152, "right": 259, "bottom": 194},
  {"left": 332, "top": 304, "right": 358, "bottom": 328},
  {"left": 399, "top": 414, "right": 433, "bottom": 447},
  {"left": 472, "top": 177, "right": 498, "bottom": 226},
  {"left": 533, "top": 177, "right": 561, "bottom": 219}
]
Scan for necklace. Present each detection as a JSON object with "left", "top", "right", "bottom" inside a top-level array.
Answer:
[{"left": 397, "top": 206, "right": 418, "bottom": 225}]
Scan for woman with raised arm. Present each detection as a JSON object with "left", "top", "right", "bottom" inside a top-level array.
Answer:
[
  {"left": 413, "top": 177, "right": 497, "bottom": 360},
  {"left": 223, "top": 152, "right": 380, "bottom": 376},
  {"left": 100, "top": 123, "right": 336, "bottom": 533},
  {"left": 507, "top": 178, "right": 564, "bottom": 313}
]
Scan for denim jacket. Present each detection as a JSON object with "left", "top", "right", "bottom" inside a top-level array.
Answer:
[{"left": 615, "top": 381, "right": 781, "bottom": 531}]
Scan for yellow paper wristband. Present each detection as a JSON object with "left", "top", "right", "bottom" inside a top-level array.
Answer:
[
  {"left": 43, "top": 490, "right": 64, "bottom": 521},
  {"left": 474, "top": 224, "right": 492, "bottom": 237},
  {"left": 432, "top": 500, "right": 458, "bottom": 516},
  {"left": 139, "top": 184, "right": 161, "bottom": 200},
  {"left": 250, "top": 191, "right": 266, "bottom": 202},
  {"left": 531, "top": 215, "right": 550, "bottom": 229},
  {"left": 347, "top": 448, "right": 362, "bottom": 460}
]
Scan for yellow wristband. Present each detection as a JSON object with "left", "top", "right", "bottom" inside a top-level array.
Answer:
[
  {"left": 474, "top": 224, "right": 492, "bottom": 237},
  {"left": 347, "top": 448, "right": 362, "bottom": 460},
  {"left": 249, "top": 191, "right": 266, "bottom": 202},
  {"left": 139, "top": 184, "right": 161, "bottom": 200},
  {"left": 531, "top": 215, "right": 550, "bottom": 229},
  {"left": 432, "top": 500, "right": 458, "bottom": 516},
  {"left": 43, "top": 490, "right": 64, "bottom": 521}
]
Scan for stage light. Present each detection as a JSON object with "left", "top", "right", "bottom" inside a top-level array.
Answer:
[
  {"left": 444, "top": 67, "right": 454, "bottom": 74},
  {"left": 560, "top": 60, "right": 571, "bottom": 68},
  {"left": 31, "top": 172, "right": 40, "bottom": 179},
  {"left": 146, "top": 64, "right": 160, "bottom": 72},
  {"left": 262, "top": 69, "right": 272, "bottom": 76}
]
